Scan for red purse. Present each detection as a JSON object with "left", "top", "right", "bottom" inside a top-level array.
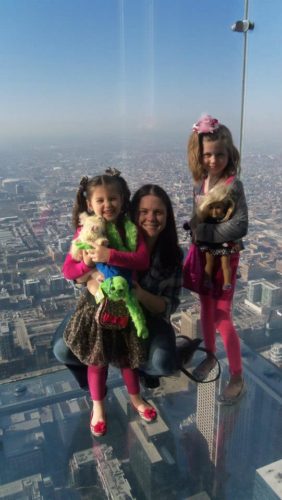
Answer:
[{"left": 95, "top": 298, "right": 129, "bottom": 330}]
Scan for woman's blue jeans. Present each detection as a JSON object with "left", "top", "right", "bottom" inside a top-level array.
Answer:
[{"left": 52, "top": 311, "right": 177, "bottom": 387}]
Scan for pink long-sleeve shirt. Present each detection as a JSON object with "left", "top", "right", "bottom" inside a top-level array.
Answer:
[{"left": 62, "top": 226, "right": 149, "bottom": 281}]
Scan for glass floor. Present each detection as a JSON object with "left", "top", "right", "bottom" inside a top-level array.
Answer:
[{"left": 0, "top": 340, "right": 281, "bottom": 500}]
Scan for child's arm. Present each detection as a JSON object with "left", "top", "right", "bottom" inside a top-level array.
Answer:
[
  {"left": 88, "top": 229, "right": 150, "bottom": 271},
  {"left": 62, "top": 227, "right": 97, "bottom": 281},
  {"left": 62, "top": 249, "right": 95, "bottom": 281},
  {"left": 194, "top": 180, "right": 248, "bottom": 245},
  {"left": 75, "top": 268, "right": 105, "bottom": 284}
]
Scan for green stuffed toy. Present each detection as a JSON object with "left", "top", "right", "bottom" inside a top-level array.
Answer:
[
  {"left": 100, "top": 276, "right": 148, "bottom": 340},
  {"left": 72, "top": 213, "right": 148, "bottom": 340}
]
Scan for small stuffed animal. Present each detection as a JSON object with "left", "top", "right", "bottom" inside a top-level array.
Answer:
[
  {"left": 100, "top": 276, "right": 148, "bottom": 339},
  {"left": 70, "top": 212, "right": 109, "bottom": 261},
  {"left": 70, "top": 212, "right": 132, "bottom": 283}
]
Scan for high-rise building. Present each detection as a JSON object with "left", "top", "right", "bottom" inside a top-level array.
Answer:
[
  {"left": 58, "top": 236, "right": 72, "bottom": 253},
  {"left": 49, "top": 274, "right": 66, "bottom": 294},
  {"left": 261, "top": 282, "right": 280, "bottom": 307},
  {"left": 247, "top": 280, "right": 264, "bottom": 303},
  {"left": 69, "top": 448, "right": 97, "bottom": 487},
  {"left": 181, "top": 310, "right": 201, "bottom": 340},
  {"left": 0, "top": 473, "right": 57, "bottom": 499},
  {"left": 270, "top": 343, "right": 282, "bottom": 367},
  {"left": 253, "top": 459, "right": 282, "bottom": 500},
  {"left": 247, "top": 279, "right": 281, "bottom": 307},
  {"left": 128, "top": 419, "right": 176, "bottom": 500},
  {"left": 0, "top": 321, "right": 14, "bottom": 359},
  {"left": 23, "top": 279, "right": 41, "bottom": 298},
  {"left": 3, "top": 431, "right": 45, "bottom": 483},
  {"left": 0, "top": 288, "right": 10, "bottom": 309},
  {"left": 196, "top": 372, "right": 216, "bottom": 461},
  {"left": 2, "top": 178, "right": 21, "bottom": 194}
]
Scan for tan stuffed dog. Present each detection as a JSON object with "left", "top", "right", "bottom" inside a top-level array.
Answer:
[{"left": 70, "top": 212, "right": 108, "bottom": 261}]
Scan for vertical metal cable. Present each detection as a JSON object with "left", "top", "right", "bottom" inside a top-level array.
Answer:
[{"left": 239, "top": 0, "right": 249, "bottom": 175}]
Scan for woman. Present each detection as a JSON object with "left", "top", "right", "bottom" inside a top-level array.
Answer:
[
  {"left": 53, "top": 184, "right": 183, "bottom": 389},
  {"left": 130, "top": 184, "right": 183, "bottom": 385}
]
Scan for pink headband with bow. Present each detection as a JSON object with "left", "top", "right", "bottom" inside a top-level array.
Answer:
[{"left": 192, "top": 114, "right": 220, "bottom": 134}]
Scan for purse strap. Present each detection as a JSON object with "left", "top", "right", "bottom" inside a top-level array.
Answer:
[{"left": 177, "top": 335, "right": 221, "bottom": 383}]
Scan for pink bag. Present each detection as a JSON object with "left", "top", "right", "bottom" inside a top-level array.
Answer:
[
  {"left": 183, "top": 243, "right": 240, "bottom": 297},
  {"left": 183, "top": 243, "right": 205, "bottom": 293},
  {"left": 183, "top": 175, "right": 237, "bottom": 295}
]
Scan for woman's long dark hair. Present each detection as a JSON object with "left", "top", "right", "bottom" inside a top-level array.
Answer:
[{"left": 131, "top": 184, "right": 183, "bottom": 269}]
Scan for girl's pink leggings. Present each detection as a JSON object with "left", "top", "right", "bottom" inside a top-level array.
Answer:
[
  {"left": 87, "top": 365, "right": 140, "bottom": 400},
  {"left": 199, "top": 294, "right": 242, "bottom": 376}
]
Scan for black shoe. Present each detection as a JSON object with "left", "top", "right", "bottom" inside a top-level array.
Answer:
[
  {"left": 140, "top": 374, "right": 160, "bottom": 389},
  {"left": 176, "top": 336, "right": 202, "bottom": 367}
]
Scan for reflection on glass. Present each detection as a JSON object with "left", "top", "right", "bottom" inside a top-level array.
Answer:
[
  {"left": 1, "top": 351, "right": 282, "bottom": 498},
  {"left": 0, "top": 0, "right": 281, "bottom": 498}
]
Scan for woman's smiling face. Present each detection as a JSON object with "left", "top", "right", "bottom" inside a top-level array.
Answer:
[{"left": 137, "top": 195, "right": 167, "bottom": 242}]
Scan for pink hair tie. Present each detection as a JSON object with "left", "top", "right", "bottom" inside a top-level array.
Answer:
[{"left": 192, "top": 114, "right": 220, "bottom": 134}]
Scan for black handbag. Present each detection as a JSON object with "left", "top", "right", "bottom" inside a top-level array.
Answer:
[{"left": 176, "top": 335, "right": 221, "bottom": 383}]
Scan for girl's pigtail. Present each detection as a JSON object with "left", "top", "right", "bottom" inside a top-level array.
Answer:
[
  {"left": 72, "top": 176, "right": 89, "bottom": 228},
  {"left": 104, "top": 167, "right": 131, "bottom": 217}
]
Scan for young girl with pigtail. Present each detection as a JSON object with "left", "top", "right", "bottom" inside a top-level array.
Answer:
[
  {"left": 184, "top": 114, "right": 248, "bottom": 404},
  {"left": 62, "top": 169, "right": 157, "bottom": 437}
]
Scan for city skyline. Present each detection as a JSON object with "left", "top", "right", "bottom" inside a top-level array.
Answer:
[
  {"left": 0, "top": 3, "right": 282, "bottom": 494},
  {"left": 0, "top": 142, "right": 282, "bottom": 498}
]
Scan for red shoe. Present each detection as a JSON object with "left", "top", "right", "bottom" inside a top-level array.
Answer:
[
  {"left": 90, "top": 412, "right": 107, "bottom": 437},
  {"left": 132, "top": 400, "right": 157, "bottom": 423}
]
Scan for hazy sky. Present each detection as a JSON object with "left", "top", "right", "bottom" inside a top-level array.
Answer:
[{"left": 0, "top": 0, "right": 281, "bottom": 152}]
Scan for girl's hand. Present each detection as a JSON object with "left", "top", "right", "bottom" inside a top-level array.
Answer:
[
  {"left": 88, "top": 245, "right": 110, "bottom": 263},
  {"left": 94, "top": 271, "right": 105, "bottom": 283},
  {"left": 82, "top": 250, "right": 95, "bottom": 267}
]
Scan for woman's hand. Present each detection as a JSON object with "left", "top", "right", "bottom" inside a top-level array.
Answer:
[
  {"left": 88, "top": 245, "right": 110, "bottom": 263},
  {"left": 132, "top": 281, "right": 145, "bottom": 302},
  {"left": 132, "top": 280, "right": 166, "bottom": 314}
]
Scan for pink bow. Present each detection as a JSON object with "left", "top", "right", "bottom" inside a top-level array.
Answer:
[{"left": 192, "top": 114, "right": 220, "bottom": 134}]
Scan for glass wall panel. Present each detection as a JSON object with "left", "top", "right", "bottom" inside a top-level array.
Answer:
[
  {"left": 3, "top": 2, "right": 281, "bottom": 500},
  {"left": 0, "top": 0, "right": 245, "bottom": 380},
  {"left": 245, "top": 0, "right": 282, "bottom": 153},
  {"left": 240, "top": 0, "right": 282, "bottom": 364}
]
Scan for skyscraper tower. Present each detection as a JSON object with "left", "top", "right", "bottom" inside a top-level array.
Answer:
[{"left": 181, "top": 310, "right": 201, "bottom": 340}]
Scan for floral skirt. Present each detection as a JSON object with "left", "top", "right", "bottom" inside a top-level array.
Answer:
[{"left": 63, "top": 290, "right": 146, "bottom": 368}]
